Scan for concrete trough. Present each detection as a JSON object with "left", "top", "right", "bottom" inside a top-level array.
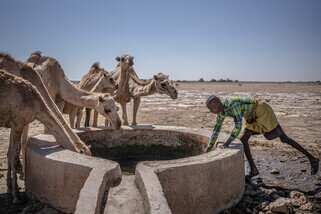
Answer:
[{"left": 25, "top": 125, "right": 245, "bottom": 213}]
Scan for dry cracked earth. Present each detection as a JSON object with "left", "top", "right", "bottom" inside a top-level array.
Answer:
[{"left": 1, "top": 82, "right": 321, "bottom": 213}]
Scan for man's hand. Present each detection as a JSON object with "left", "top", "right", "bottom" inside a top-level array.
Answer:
[
  {"left": 206, "top": 147, "right": 212, "bottom": 153},
  {"left": 218, "top": 142, "right": 231, "bottom": 149}
]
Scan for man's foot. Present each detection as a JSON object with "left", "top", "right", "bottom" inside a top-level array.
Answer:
[{"left": 310, "top": 158, "right": 319, "bottom": 175}]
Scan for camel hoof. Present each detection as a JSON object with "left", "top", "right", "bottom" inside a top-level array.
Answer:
[
  {"left": 123, "top": 122, "right": 128, "bottom": 125},
  {"left": 131, "top": 122, "right": 137, "bottom": 126}
]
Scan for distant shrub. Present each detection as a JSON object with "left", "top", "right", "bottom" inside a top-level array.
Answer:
[
  {"left": 199, "top": 78, "right": 205, "bottom": 82},
  {"left": 210, "top": 79, "right": 217, "bottom": 82}
]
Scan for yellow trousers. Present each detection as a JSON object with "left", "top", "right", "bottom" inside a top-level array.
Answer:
[{"left": 245, "top": 100, "right": 278, "bottom": 134}]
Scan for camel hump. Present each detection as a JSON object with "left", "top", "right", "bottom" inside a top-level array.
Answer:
[
  {"left": 91, "top": 62, "right": 100, "bottom": 69},
  {"left": 0, "top": 51, "right": 16, "bottom": 63},
  {"left": 31, "top": 50, "right": 42, "bottom": 56}
]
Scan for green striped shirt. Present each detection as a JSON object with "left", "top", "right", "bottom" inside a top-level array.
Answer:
[{"left": 208, "top": 97, "right": 257, "bottom": 149}]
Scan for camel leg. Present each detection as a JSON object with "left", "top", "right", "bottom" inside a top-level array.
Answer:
[
  {"left": 69, "top": 112, "right": 76, "bottom": 129},
  {"left": 6, "top": 144, "right": 12, "bottom": 194},
  {"left": 132, "top": 97, "right": 141, "bottom": 125},
  {"left": 120, "top": 101, "right": 128, "bottom": 125},
  {"left": 105, "top": 118, "right": 110, "bottom": 126},
  {"left": 20, "top": 125, "right": 29, "bottom": 180},
  {"left": 85, "top": 108, "right": 92, "bottom": 127},
  {"left": 9, "top": 125, "right": 23, "bottom": 204},
  {"left": 76, "top": 108, "right": 83, "bottom": 129},
  {"left": 93, "top": 111, "right": 98, "bottom": 127}
]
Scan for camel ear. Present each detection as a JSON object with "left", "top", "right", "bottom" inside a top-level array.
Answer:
[
  {"left": 153, "top": 75, "right": 158, "bottom": 80},
  {"left": 115, "top": 57, "right": 120, "bottom": 62},
  {"left": 167, "top": 75, "right": 169, "bottom": 79}
]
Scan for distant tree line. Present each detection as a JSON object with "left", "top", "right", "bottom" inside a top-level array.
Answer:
[{"left": 198, "top": 78, "right": 238, "bottom": 82}]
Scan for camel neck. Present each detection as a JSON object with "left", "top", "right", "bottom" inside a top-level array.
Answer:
[{"left": 132, "top": 79, "right": 156, "bottom": 97}]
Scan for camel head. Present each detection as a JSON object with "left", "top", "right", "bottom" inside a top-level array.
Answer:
[
  {"left": 154, "top": 73, "right": 178, "bottom": 99},
  {"left": 0, "top": 52, "right": 21, "bottom": 74},
  {"left": 101, "top": 72, "right": 118, "bottom": 91},
  {"left": 116, "top": 54, "right": 134, "bottom": 68},
  {"left": 95, "top": 93, "right": 122, "bottom": 130}
]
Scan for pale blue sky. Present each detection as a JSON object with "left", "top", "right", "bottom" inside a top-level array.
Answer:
[{"left": 1, "top": 0, "right": 321, "bottom": 81}]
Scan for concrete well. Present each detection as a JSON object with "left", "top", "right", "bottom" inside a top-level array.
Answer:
[{"left": 25, "top": 125, "right": 245, "bottom": 214}]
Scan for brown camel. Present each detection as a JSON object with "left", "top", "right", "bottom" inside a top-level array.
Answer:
[
  {"left": 83, "top": 55, "right": 135, "bottom": 127},
  {"left": 112, "top": 70, "right": 178, "bottom": 125},
  {"left": 83, "top": 54, "right": 178, "bottom": 125},
  {"left": 63, "top": 63, "right": 118, "bottom": 128},
  {"left": 0, "top": 68, "right": 88, "bottom": 204},
  {"left": 25, "top": 52, "right": 122, "bottom": 130},
  {"left": 0, "top": 52, "right": 91, "bottom": 157}
]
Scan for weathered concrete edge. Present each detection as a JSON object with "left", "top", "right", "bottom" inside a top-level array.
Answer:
[
  {"left": 132, "top": 127, "right": 245, "bottom": 214},
  {"left": 135, "top": 164, "right": 172, "bottom": 214},
  {"left": 26, "top": 134, "right": 122, "bottom": 213}
]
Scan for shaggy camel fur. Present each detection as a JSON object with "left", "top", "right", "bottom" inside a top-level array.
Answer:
[
  {"left": 25, "top": 52, "right": 122, "bottom": 130},
  {"left": 0, "top": 52, "right": 91, "bottom": 156},
  {"left": 0, "top": 68, "right": 87, "bottom": 204},
  {"left": 63, "top": 63, "right": 118, "bottom": 128},
  {"left": 112, "top": 69, "right": 178, "bottom": 125},
  {"left": 79, "top": 63, "right": 118, "bottom": 127},
  {"left": 83, "top": 55, "right": 135, "bottom": 127},
  {"left": 84, "top": 54, "right": 178, "bottom": 125}
]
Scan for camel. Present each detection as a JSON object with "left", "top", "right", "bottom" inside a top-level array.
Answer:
[
  {"left": 83, "top": 55, "right": 135, "bottom": 127},
  {"left": 63, "top": 63, "right": 118, "bottom": 128},
  {"left": 0, "top": 68, "right": 89, "bottom": 204},
  {"left": 0, "top": 52, "right": 91, "bottom": 159},
  {"left": 112, "top": 69, "right": 178, "bottom": 125},
  {"left": 25, "top": 51, "right": 122, "bottom": 130},
  {"left": 82, "top": 54, "right": 178, "bottom": 126},
  {"left": 79, "top": 63, "right": 118, "bottom": 127}
]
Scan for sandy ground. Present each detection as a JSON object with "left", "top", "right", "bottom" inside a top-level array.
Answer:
[{"left": 0, "top": 82, "right": 321, "bottom": 213}]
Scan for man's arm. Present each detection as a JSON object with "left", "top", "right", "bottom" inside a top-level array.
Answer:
[
  {"left": 207, "top": 114, "right": 224, "bottom": 152},
  {"left": 221, "top": 102, "right": 243, "bottom": 148}
]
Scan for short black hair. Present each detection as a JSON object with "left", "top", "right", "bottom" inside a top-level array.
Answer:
[{"left": 206, "top": 95, "right": 221, "bottom": 108}]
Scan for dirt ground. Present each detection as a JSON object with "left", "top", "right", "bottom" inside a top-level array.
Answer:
[{"left": 0, "top": 82, "right": 321, "bottom": 213}]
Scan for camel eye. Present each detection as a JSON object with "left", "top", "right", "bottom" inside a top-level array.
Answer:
[
  {"left": 105, "top": 109, "right": 111, "bottom": 114},
  {"left": 161, "top": 82, "right": 166, "bottom": 87}
]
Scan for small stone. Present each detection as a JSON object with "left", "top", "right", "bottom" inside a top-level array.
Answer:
[
  {"left": 272, "top": 194, "right": 281, "bottom": 200},
  {"left": 0, "top": 173, "right": 4, "bottom": 178},
  {"left": 269, "top": 197, "right": 293, "bottom": 214},
  {"left": 315, "top": 192, "right": 321, "bottom": 202},
  {"left": 301, "top": 169, "right": 307, "bottom": 172},
  {"left": 299, "top": 202, "right": 314, "bottom": 211},
  {"left": 257, "top": 201, "right": 269, "bottom": 211},
  {"left": 290, "top": 191, "right": 307, "bottom": 207},
  {"left": 270, "top": 169, "right": 280, "bottom": 174}
]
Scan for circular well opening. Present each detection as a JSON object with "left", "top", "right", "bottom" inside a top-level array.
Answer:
[{"left": 77, "top": 126, "right": 207, "bottom": 174}]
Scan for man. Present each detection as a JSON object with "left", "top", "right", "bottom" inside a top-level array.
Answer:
[{"left": 206, "top": 95, "right": 319, "bottom": 176}]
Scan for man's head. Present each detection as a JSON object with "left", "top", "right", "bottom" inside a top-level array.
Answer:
[{"left": 206, "top": 95, "right": 223, "bottom": 114}]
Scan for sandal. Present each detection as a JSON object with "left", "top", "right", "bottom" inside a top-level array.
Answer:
[{"left": 310, "top": 158, "right": 319, "bottom": 175}]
